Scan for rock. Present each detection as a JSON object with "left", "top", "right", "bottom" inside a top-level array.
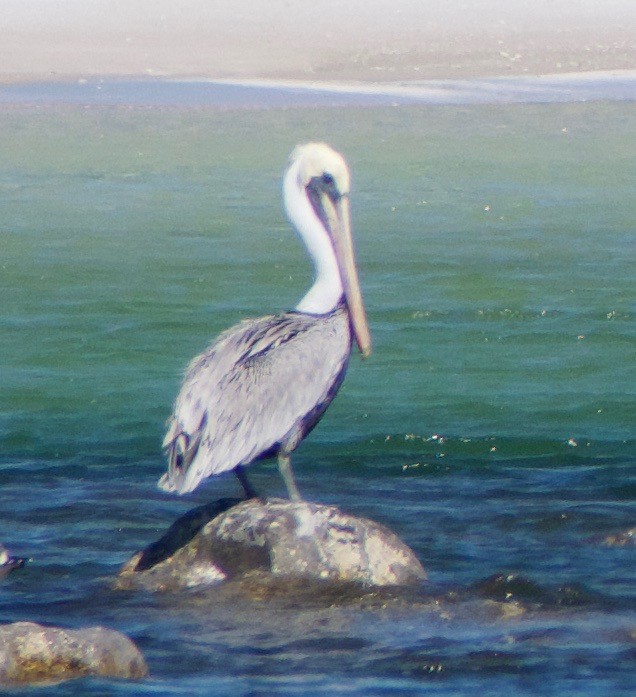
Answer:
[
  {"left": 471, "top": 572, "right": 604, "bottom": 609},
  {"left": 117, "top": 498, "right": 426, "bottom": 592},
  {"left": 0, "top": 622, "right": 147, "bottom": 686},
  {"left": 472, "top": 573, "right": 548, "bottom": 604}
]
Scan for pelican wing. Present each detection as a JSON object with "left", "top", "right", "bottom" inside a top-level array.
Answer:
[{"left": 159, "top": 307, "right": 351, "bottom": 493}]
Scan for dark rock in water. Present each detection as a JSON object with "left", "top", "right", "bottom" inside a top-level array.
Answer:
[
  {"left": 554, "top": 582, "right": 602, "bottom": 607},
  {"left": 0, "top": 622, "right": 147, "bottom": 686},
  {"left": 116, "top": 498, "right": 427, "bottom": 592},
  {"left": 472, "top": 573, "right": 548, "bottom": 604},
  {"left": 471, "top": 572, "right": 605, "bottom": 609},
  {"left": 0, "top": 544, "right": 28, "bottom": 580}
]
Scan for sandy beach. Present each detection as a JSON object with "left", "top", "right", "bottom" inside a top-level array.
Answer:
[{"left": 2, "top": 0, "right": 635, "bottom": 84}]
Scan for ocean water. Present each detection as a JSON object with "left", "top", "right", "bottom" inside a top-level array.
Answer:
[{"left": 0, "top": 80, "right": 634, "bottom": 695}]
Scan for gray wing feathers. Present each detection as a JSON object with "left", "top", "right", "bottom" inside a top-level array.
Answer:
[{"left": 159, "top": 310, "right": 350, "bottom": 494}]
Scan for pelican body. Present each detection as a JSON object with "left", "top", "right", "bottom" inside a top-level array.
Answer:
[{"left": 159, "top": 143, "right": 371, "bottom": 500}]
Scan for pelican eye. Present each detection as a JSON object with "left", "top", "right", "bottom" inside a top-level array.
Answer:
[{"left": 320, "top": 172, "right": 342, "bottom": 201}]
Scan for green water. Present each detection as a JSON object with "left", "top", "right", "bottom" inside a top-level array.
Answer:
[
  {"left": 2, "top": 103, "right": 634, "bottom": 455},
  {"left": 0, "top": 98, "right": 634, "bottom": 696}
]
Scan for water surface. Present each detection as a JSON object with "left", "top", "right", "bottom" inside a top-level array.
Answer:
[{"left": 0, "top": 83, "right": 634, "bottom": 695}]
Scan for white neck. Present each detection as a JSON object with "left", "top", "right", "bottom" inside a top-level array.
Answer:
[{"left": 283, "top": 160, "right": 343, "bottom": 314}]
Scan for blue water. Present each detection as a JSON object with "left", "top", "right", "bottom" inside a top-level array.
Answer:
[
  {"left": 1, "top": 72, "right": 635, "bottom": 107},
  {"left": 0, "top": 79, "right": 634, "bottom": 694}
]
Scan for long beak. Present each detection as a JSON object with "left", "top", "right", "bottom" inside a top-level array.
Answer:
[{"left": 325, "top": 195, "right": 372, "bottom": 358}]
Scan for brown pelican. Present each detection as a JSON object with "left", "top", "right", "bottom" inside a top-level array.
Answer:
[{"left": 158, "top": 143, "right": 371, "bottom": 501}]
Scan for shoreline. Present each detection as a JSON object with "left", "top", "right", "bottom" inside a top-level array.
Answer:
[
  {"left": 2, "top": 59, "right": 635, "bottom": 88},
  {"left": 1, "top": 70, "right": 635, "bottom": 109}
]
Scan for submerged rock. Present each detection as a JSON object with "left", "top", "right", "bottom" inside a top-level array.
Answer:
[
  {"left": 472, "top": 573, "right": 548, "bottom": 604},
  {"left": 117, "top": 498, "right": 426, "bottom": 592},
  {"left": 594, "top": 528, "right": 636, "bottom": 547},
  {"left": 0, "top": 622, "right": 147, "bottom": 686},
  {"left": 470, "top": 572, "right": 605, "bottom": 609}
]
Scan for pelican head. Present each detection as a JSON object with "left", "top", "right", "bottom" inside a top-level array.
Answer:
[
  {"left": 284, "top": 142, "right": 371, "bottom": 358},
  {"left": 292, "top": 142, "right": 351, "bottom": 197}
]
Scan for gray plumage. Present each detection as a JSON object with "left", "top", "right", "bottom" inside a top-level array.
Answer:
[
  {"left": 157, "top": 142, "right": 371, "bottom": 500},
  {"left": 159, "top": 305, "right": 351, "bottom": 495}
]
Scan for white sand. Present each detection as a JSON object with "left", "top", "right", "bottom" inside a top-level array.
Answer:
[{"left": 2, "top": 0, "right": 635, "bottom": 83}]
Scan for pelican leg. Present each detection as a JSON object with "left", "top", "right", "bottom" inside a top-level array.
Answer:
[
  {"left": 235, "top": 465, "right": 259, "bottom": 499},
  {"left": 278, "top": 453, "right": 302, "bottom": 501}
]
